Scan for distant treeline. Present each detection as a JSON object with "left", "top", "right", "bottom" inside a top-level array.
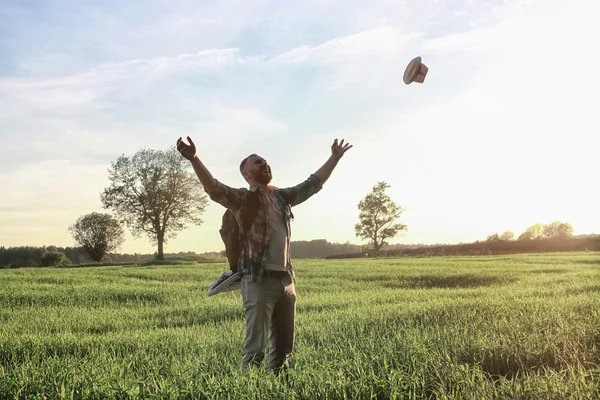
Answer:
[
  {"left": 0, "top": 246, "right": 220, "bottom": 269},
  {"left": 326, "top": 235, "right": 600, "bottom": 259},
  {"left": 290, "top": 240, "right": 433, "bottom": 258},
  {"left": 0, "top": 240, "right": 436, "bottom": 269},
  {"left": 2, "top": 235, "right": 598, "bottom": 268}
]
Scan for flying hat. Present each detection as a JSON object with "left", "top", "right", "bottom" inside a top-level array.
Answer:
[{"left": 403, "top": 56, "right": 429, "bottom": 84}]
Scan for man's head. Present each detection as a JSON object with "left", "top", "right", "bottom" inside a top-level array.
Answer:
[{"left": 240, "top": 154, "right": 272, "bottom": 186}]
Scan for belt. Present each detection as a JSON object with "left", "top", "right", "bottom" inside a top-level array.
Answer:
[{"left": 262, "top": 270, "right": 290, "bottom": 279}]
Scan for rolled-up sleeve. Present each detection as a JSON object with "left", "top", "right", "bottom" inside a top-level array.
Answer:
[
  {"left": 278, "top": 174, "right": 323, "bottom": 207},
  {"left": 204, "top": 179, "right": 247, "bottom": 211}
]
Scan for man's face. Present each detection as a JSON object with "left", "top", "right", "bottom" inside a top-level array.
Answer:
[{"left": 243, "top": 155, "right": 272, "bottom": 185}]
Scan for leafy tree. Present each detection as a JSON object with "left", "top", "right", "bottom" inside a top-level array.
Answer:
[
  {"left": 519, "top": 222, "right": 574, "bottom": 240},
  {"left": 542, "top": 221, "right": 574, "bottom": 239},
  {"left": 101, "top": 147, "right": 208, "bottom": 260},
  {"left": 69, "top": 212, "right": 125, "bottom": 262},
  {"left": 354, "top": 181, "right": 407, "bottom": 251},
  {"left": 499, "top": 231, "right": 515, "bottom": 241},
  {"left": 518, "top": 223, "right": 544, "bottom": 240}
]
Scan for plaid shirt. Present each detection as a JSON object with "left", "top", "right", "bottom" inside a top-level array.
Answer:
[{"left": 205, "top": 174, "right": 323, "bottom": 283}]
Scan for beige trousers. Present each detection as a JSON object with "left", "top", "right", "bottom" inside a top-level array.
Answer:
[{"left": 240, "top": 274, "right": 296, "bottom": 371}]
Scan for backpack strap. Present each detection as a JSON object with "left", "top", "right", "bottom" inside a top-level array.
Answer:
[
  {"left": 241, "top": 189, "right": 260, "bottom": 234},
  {"left": 239, "top": 189, "right": 261, "bottom": 273}
]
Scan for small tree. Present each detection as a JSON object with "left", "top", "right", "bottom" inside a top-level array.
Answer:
[
  {"left": 518, "top": 223, "right": 544, "bottom": 240},
  {"left": 499, "top": 231, "right": 515, "bottom": 241},
  {"left": 69, "top": 212, "right": 125, "bottom": 262},
  {"left": 519, "top": 222, "right": 574, "bottom": 240},
  {"left": 485, "top": 233, "right": 501, "bottom": 242},
  {"left": 354, "top": 181, "right": 407, "bottom": 251},
  {"left": 101, "top": 147, "right": 209, "bottom": 260},
  {"left": 542, "top": 221, "right": 574, "bottom": 239},
  {"left": 40, "top": 252, "right": 70, "bottom": 267}
]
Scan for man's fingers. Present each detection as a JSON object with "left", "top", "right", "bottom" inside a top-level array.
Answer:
[
  {"left": 331, "top": 138, "right": 352, "bottom": 156},
  {"left": 187, "top": 136, "right": 195, "bottom": 148}
]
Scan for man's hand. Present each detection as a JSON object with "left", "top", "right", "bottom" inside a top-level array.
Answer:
[
  {"left": 177, "top": 136, "right": 196, "bottom": 161},
  {"left": 314, "top": 138, "right": 353, "bottom": 185},
  {"left": 177, "top": 136, "right": 217, "bottom": 192},
  {"left": 331, "top": 138, "right": 352, "bottom": 160}
]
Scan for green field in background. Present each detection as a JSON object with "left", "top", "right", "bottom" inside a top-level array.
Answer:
[{"left": 1, "top": 252, "right": 599, "bottom": 399}]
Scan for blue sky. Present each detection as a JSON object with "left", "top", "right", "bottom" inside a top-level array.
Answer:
[{"left": 1, "top": 0, "right": 599, "bottom": 254}]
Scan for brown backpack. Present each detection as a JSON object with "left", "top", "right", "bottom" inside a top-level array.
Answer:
[{"left": 219, "top": 189, "right": 260, "bottom": 272}]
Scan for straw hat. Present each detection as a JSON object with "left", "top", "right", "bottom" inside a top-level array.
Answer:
[{"left": 403, "top": 56, "right": 429, "bottom": 84}]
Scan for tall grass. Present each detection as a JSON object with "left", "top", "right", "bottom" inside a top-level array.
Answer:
[{"left": 1, "top": 252, "right": 599, "bottom": 399}]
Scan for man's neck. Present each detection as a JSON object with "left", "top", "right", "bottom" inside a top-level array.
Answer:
[{"left": 249, "top": 183, "right": 274, "bottom": 193}]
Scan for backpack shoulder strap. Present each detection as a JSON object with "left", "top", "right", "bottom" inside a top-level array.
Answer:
[
  {"left": 240, "top": 188, "right": 260, "bottom": 236},
  {"left": 244, "top": 189, "right": 262, "bottom": 266}
]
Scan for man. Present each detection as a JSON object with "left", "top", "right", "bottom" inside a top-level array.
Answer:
[{"left": 176, "top": 135, "right": 352, "bottom": 372}]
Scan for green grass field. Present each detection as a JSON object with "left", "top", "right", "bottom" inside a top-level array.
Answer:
[{"left": 1, "top": 252, "right": 599, "bottom": 399}]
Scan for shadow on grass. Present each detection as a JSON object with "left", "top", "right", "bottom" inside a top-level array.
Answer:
[
  {"left": 123, "top": 273, "right": 168, "bottom": 282},
  {"left": 122, "top": 272, "right": 205, "bottom": 284},
  {"left": 567, "top": 285, "right": 600, "bottom": 295},
  {"left": 460, "top": 342, "right": 598, "bottom": 383},
  {"left": 58, "top": 262, "right": 140, "bottom": 268},
  {"left": 573, "top": 259, "right": 600, "bottom": 265},
  {"left": 459, "top": 349, "right": 556, "bottom": 381},
  {"left": 376, "top": 274, "right": 514, "bottom": 290},
  {"left": 529, "top": 268, "right": 569, "bottom": 274},
  {"left": 105, "top": 291, "right": 166, "bottom": 305},
  {"left": 353, "top": 274, "right": 400, "bottom": 283},
  {"left": 0, "top": 291, "right": 167, "bottom": 307},
  {"left": 35, "top": 277, "right": 69, "bottom": 285},
  {"left": 298, "top": 302, "right": 351, "bottom": 313},
  {"left": 140, "top": 257, "right": 221, "bottom": 266},
  {"left": 69, "top": 324, "right": 119, "bottom": 335}
]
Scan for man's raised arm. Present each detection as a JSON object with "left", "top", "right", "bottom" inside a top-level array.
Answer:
[
  {"left": 279, "top": 138, "right": 352, "bottom": 207},
  {"left": 177, "top": 136, "right": 217, "bottom": 193},
  {"left": 177, "top": 136, "right": 247, "bottom": 211}
]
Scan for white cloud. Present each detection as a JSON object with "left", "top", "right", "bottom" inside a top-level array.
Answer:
[
  {"left": 1, "top": 49, "right": 239, "bottom": 89},
  {"left": 271, "top": 27, "right": 422, "bottom": 65},
  {"left": 0, "top": 49, "right": 241, "bottom": 115},
  {"left": 1, "top": 0, "right": 598, "bottom": 253}
]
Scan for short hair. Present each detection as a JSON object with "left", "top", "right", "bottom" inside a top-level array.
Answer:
[{"left": 239, "top": 154, "right": 258, "bottom": 174}]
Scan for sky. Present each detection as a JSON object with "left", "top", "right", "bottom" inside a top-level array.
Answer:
[{"left": 1, "top": 0, "right": 599, "bottom": 255}]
